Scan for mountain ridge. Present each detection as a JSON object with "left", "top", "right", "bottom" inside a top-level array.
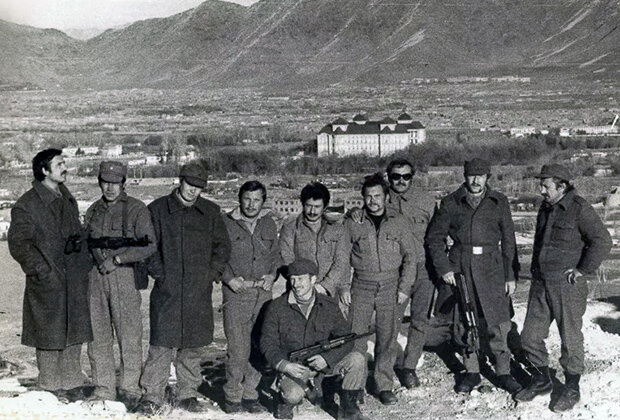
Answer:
[{"left": 2, "top": 0, "right": 619, "bottom": 90}]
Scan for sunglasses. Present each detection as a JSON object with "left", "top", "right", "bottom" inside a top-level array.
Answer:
[{"left": 389, "top": 173, "right": 413, "bottom": 181}]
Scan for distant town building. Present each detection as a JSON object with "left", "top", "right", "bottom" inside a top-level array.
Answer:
[
  {"left": 103, "top": 144, "right": 122, "bottom": 158},
  {"left": 272, "top": 198, "right": 302, "bottom": 215},
  {"left": 510, "top": 127, "right": 537, "bottom": 138},
  {"left": 317, "top": 113, "right": 426, "bottom": 157},
  {"left": 63, "top": 146, "right": 99, "bottom": 157},
  {"left": 145, "top": 155, "right": 161, "bottom": 166},
  {"left": 562, "top": 114, "right": 619, "bottom": 137}
]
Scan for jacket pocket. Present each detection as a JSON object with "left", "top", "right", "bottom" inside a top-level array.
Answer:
[{"left": 551, "top": 220, "right": 575, "bottom": 242}]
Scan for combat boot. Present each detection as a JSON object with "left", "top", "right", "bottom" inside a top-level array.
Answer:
[
  {"left": 514, "top": 366, "right": 552, "bottom": 402},
  {"left": 274, "top": 395, "right": 295, "bottom": 419},
  {"left": 399, "top": 368, "right": 421, "bottom": 389},
  {"left": 338, "top": 389, "right": 368, "bottom": 420},
  {"left": 454, "top": 373, "right": 481, "bottom": 393},
  {"left": 496, "top": 374, "right": 523, "bottom": 395},
  {"left": 551, "top": 372, "right": 580, "bottom": 412}
]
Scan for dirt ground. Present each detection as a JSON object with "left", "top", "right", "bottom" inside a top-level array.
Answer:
[{"left": 1, "top": 241, "right": 620, "bottom": 420}]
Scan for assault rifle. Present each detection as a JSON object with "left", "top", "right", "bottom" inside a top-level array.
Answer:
[
  {"left": 455, "top": 273, "right": 481, "bottom": 355},
  {"left": 88, "top": 235, "right": 150, "bottom": 250},
  {"left": 289, "top": 330, "right": 374, "bottom": 364},
  {"left": 287, "top": 330, "right": 374, "bottom": 403}
]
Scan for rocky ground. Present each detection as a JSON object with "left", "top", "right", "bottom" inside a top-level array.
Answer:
[{"left": 1, "top": 242, "right": 620, "bottom": 419}]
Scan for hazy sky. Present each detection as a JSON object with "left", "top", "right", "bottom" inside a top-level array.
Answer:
[{"left": 0, "top": 0, "right": 259, "bottom": 30}]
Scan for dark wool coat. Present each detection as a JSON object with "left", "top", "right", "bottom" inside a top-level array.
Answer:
[
  {"left": 8, "top": 181, "right": 93, "bottom": 349},
  {"left": 147, "top": 191, "right": 231, "bottom": 348},
  {"left": 426, "top": 185, "right": 518, "bottom": 327}
]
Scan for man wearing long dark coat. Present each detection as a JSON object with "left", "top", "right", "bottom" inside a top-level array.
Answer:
[
  {"left": 8, "top": 148, "right": 92, "bottom": 398},
  {"left": 426, "top": 158, "right": 521, "bottom": 395},
  {"left": 137, "top": 161, "right": 231, "bottom": 414}
]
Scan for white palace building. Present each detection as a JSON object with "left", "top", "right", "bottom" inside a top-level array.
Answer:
[{"left": 317, "top": 113, "right": 426, "bottom": 157}]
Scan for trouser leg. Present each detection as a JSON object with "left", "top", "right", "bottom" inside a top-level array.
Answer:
[
  {"left": 402, "top": 267, "right": 434, "bottom": 369},
  {"left": 140, "top": 345, "right": 173, "bottom": 405},
  {"left": 521, "top": 280, "right": 553, "bottom": 368},
  {"left": 175, "top": 347, "right": 205, "bottom": 400},
  {"left": 278, "top": 375, "right": 306, "bottom": 405},
  {"left": 350, "top": 285, "right": 376, "bottom": 355},
  {"left": 60, "top": 344, "right": 85, "bottom": 389},
  {"left": 374, "top": 282, "right": 398, "bottom": 392},
  {"left": 109, "top": 268, "right": 143, "bottom": 397},
  {"left": 37, "top": 344, "right": 85, "bottom": 392},
  {"left": 333, "top": 351, "right": 367, "bottom": 391},
  {"left": 243, "top": 294, "right": 270, "bottom": 400},
  {"left": 87, "top": 271, "right": 116, "bottom": 399},
  {"left": 552, "top": 279, "right": 588, "bottom": 375},
  {"left": 487, "top": 321, "right": 512, "bottom": 375},
  {"left": 223, "top": 297, "right": 254, "bottom": 403},
  {"left": 36, "top": 349, "right": 63, "bottom": 391}
]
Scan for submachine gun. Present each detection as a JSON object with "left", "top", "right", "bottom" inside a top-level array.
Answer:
[
  {"left": 286, "top": 330, "right": 374, "bottom": 403},
  {"left": 455, "top": 273, "right": 481, "bottom": 355},
  {"left": 288, "top": 330, "right": 375, "bottom": 364},
  {"left": 87, "top": 235, "right": 150, "bottom": 250},
  {"left": 87, "top": 235, "right": 152, "bottom": 289}
]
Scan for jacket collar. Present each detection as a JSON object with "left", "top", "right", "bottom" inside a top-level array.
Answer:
[
  {"left": 94, "top": 191, "right": 128, "bottom": 210},
  {"left": 388, "top": 186, "right": 416, "bottom": 204},
  {"left": 552, "top": 189, "right": 576, "bottom": 211},
  {"left": 228, "top": 206, "right": 271, "bottom": 222},
  {"left": 166, "top": 189, "right": 207, "bottom": 214},
  {"left": 455, "top": 184, "right": 500, "bottom": 204},
  {"left": 32, "top": 180, "right": 74, "bottom": 206},
  {"left": 362, "top": 205, "right": 398, "bottom": 223}
]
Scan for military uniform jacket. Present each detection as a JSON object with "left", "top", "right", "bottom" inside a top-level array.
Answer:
[
  {"left": 85, "top": 192, "right": 156, "bottom": 266},
  {"left": 260, "top": 292, "right": 353, "bottom": 369},
  {"left": 531, "top": 189, "right": 611, "bottom": 282},
  {"left": 386, "top": 186, "right": 435, "bottom": 241},
  {"left": 8, "top": 181, "right": 93, "bottom": 349},
  {"left": 344, "top": 208, "right": 421, "bottom": 296},
  {"left": 279, "top": 214, "right": 350, "bottom": 296},
  {"left": 426, "top": 185, "right": 517, "bottom": 327},
  {"left": 222, "top": 208, "right": 280, "bottom": 301},
  {"left": 147, "top": 191, "right": 231, "bottom": 348}
]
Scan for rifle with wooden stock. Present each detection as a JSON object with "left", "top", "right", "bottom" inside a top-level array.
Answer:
[{"left": 455, "top": 273, "right": 481, "bottom": 355}]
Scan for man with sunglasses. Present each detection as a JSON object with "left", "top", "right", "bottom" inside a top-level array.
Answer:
[{"left": 384, "top": 159, "right": 436, "bottom": 389}]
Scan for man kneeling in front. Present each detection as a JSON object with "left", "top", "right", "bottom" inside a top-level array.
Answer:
[{"left": 260, "top": 259, "right": 368, "bottom": 420}]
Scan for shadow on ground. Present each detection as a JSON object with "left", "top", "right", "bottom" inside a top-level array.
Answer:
[{"left": 594, "top": 296, "right": 620, "bottom": 335}]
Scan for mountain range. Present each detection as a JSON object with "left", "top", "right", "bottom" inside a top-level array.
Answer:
[{"left": 2, "top": 0, "right": 619, "bottom": 90}]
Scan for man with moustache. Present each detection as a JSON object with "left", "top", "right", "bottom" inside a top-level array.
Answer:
[
  {"left": 349, "top": 158, "right": 435, "bottom": 388},
  {"left": 344, "top": 173, "right": 421, "bottom": 405},
  {"left": 83, "top": 161, "right": 156, "bottom": 407},
  {"left": 426, "top": 158, "right": 521, "bottom": 395},
  {"left": 260, "top": 259, "right": 367, "bottom": 420},
  {"left": 136, "top": 161, "right": 231, "bottom": 414},
  {"left": 515, "top": 164, "right": 611, "bottom": 412},
  {"left": 220, "top": 180, "right": 279, "bottom": 414},
  {"left": 279, "top": 182, "right": 350, "bottom": 299},
  {"left": 8, "top": 148, "right": 92, "bottom": 400}
]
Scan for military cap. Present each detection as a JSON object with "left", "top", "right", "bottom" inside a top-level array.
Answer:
[
  {"left": 180, "top": 161, "right": 208, "bottom": 188},
  {"left": 536, "top": 163, "right": 572, "bottom": 182},
  {"left": 464, "top": 158, "right": 491, "bottom": 176},
  {"left": 284, "top": 258, "right": 318, "bottom": 278},
  {"left": 99, "top": 161, "right": 126, "bottom": 183}
]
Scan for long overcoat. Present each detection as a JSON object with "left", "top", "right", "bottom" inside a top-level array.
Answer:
[
  {"left": 147, "top": 191, "right": 231, "bottom": 348},
  {"left": 8, "top": 181, "right": 92, "bottom": 349},
  {"left": 425, "top": 185, "right": 517, "bottom": 327}
]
